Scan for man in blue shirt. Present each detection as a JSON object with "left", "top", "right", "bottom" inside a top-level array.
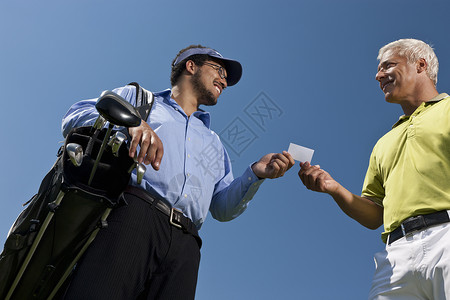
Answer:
[{"left": 60, "top": 45, "right": 294, "bottom": 300}]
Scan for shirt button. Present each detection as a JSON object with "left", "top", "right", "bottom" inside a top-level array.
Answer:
[
  {"left": 184, "top": 194, "right": 188, "bottom": 198},
  {"left": 188, "top": 154, "right": 191, "bottom": 158},
  {"left": 248, "top": 177, "right": 252, "bottom": 181}
]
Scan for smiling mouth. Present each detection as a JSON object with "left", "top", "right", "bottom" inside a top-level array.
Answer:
[
  {"left": 213, "top": 82, "right": 222, "bottom": 95},
  {"left": 381, "top": 81, "right": 393, "bottom": 92}
]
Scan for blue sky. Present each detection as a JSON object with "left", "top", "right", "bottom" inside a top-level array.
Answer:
[{"left": 1, "top": 1, "right": 450, "bottom": 299}]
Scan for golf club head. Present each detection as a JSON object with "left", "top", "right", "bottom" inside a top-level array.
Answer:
[
  {"left": 96, "top": 91, "right": 141, "bottom": 128},
  {"left": 93, "top": 115, "right": 107, "bottom": 130},
  {"left": 108, "top": 131, "right": 127, "bottom": 157},
  {"left": 66, "top": 143, "right": 83, "bottom": 167},
  {"left": 136, "top": 163, "right": 146, "bottom": 185}
]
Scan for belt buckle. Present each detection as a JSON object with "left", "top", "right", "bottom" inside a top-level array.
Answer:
[
  {"left": 169, "top": 207, "right": 183, "bottom": 229},
  {"left": 402, "top": 215, "right": 426, "bottom": 237}
]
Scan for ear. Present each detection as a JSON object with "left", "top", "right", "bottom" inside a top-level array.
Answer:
[
  {"left": 185, "top": 60, "right": 197, "bottom": 75},
  {"left": 416, "top": 58, "right": 428, "bottom": 74}
]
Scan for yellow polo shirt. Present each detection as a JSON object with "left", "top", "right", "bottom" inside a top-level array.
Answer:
[{"left": 362, "top": 93, "right": 450, "bottom": 243}]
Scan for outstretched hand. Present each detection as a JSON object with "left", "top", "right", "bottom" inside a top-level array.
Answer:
[
  {"left": 251, "top": 151, "right": 295, "bottom": 179},
  {"left": 298, "top": 161, "right": 339, "bottom": 194},
  {"left": 128, "top": 121, "right": 164, "bottom": 170}
]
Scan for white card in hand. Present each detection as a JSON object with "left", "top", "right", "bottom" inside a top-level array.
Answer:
[{"left": 288, "top": 143, "right": 314, "bottom": 163}]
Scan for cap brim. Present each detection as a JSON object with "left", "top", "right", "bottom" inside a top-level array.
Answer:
[{"left": 218, "top": 58, "right": 242, "bottom": 86}]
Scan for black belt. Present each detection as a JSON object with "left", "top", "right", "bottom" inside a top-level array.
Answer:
[
  {"left": 124, "top": 185, "right": 199, "bottom": 238},
  {"left": 388, "top": 210, "right": 450, "bottom": 245}
]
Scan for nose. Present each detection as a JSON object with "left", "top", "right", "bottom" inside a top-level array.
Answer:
[
  {"left": 375, "top": 69, "right": 385, "bottom": 82},
  {"left": 221, "top": 76, "right": 228, "bottom": 89}
]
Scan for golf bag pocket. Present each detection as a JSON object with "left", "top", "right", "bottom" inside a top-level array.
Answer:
[{"left": 63, "top": 126, "right": 135, "bottom": 202}]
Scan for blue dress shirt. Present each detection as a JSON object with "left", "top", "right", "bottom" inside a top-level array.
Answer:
[{"left": 62, "top": 85, "right": 264, "bottom": 228}]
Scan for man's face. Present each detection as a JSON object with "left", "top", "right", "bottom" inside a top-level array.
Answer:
[
  {"left": 375, "top": 52, "right": 418, "bottom": 103},
  {"left": 191, "top": 60, "right": 228, "bottom": 106}
]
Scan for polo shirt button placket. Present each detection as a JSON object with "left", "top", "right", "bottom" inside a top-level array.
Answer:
[{"left": 407, "top": 116, "right": 416, "bottom": 138}]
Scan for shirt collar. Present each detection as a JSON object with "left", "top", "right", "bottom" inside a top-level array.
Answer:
[
  {"left": 154, "top": 89, "right": 212, "bottom": 129},
  {"left": 426, "top": 92, "right": 449, "bottom": 103},
  {"left": 392, "top": 93, "right": 449, "bottom": 128}
]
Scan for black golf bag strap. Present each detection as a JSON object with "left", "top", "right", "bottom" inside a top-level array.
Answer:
[{"left": 127, "top": 82, "right": 154, "bottom": 121}]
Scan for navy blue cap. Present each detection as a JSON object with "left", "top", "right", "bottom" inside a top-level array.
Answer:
[{"left": 173, "top": 47, "right": 242, "bottom": 86}]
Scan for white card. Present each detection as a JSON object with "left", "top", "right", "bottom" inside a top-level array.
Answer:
[{"left": 288, "top": 143, "right": 314, "bottom": 163}]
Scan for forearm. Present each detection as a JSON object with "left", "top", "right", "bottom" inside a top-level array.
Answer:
[
  {"left": 210, "top": 166, "right": 263, "bottom": 221},
  {"left": 328, "top": 184, "right": 383, "bottom": 230}
]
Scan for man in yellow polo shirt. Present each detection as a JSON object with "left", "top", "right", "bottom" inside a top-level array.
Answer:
[{"left": 298, "top": 38, "right": 450, "bottom": 298}]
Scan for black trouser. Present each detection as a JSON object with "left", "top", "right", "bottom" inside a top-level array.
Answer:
[{"left": 61, "top": 191, "right": 202, "bottom": 300}]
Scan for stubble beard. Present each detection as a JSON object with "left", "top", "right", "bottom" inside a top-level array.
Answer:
[{"left": 191, "top": 69, "right": 217, "bottom": 106}]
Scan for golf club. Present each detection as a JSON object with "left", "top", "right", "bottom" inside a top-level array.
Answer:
[
  {"left": 93, "top": 115, "right": 106, "bottom": 130},
  {"left": 136, "top": 163, "right": 146, "bottom": 185},
  {"left": 108, "top": 132, "right": 127, "bottom": 157},
  {"left": 87, "top": 91, "right": 141, "bottom": 186},
  {"left": 66, "top": 143, "right": 83, "bottom": 167}
]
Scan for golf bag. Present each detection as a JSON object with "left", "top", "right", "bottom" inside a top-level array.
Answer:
[{"left": 0, "top": 83, "right": 154, "bottom": 300}]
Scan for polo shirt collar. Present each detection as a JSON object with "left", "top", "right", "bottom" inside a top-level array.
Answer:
[
  {"left": 425, "top": 92, "right": 449, "bottom": 103},
  {"left": 392, "top": 93, "right": 449, "bottom": 128}
]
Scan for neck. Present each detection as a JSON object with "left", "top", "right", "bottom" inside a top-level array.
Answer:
[
  {"left": 171, "top": 84, "right": 199, "bottom": 117},
  {"left": 400, "top": 83, "right": 439, "bottom": 115}
]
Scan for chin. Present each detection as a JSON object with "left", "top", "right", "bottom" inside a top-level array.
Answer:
[
  {"left": 205, "top": 99, "right": 218, "bottom": 106},
  {"left": 383, "top": 90, "right": 395, "bottom": 102},
  {"left": 384, "top": 93, "right": 403, "bottom": 105},
  {"left": 201, "top": 95, "right": 218, "bottom": 106},
  {"left": 205, "top": 92, "right": 218, "bottom": 106},
  {"left": 384, "top": 94, "right": 394, "bottom": 103}
]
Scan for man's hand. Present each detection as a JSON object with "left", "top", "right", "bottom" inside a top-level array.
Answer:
[
  {"left": 251, "top": 151, "right": 295, "bottom": 179},
  {"left": 298, "top": 162, "right": 339, "bottom": 194},
  {"left": 298, "top": 162, "right": 383, "bottom": 229},
  {"left": 128, "top": 121, "right": 164, "bottom": 171}
]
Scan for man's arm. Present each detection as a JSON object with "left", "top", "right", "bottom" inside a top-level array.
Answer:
[
  {"left": 61, "top": 85, "right": 163, "bottom": 171},
  {"left": 210, "top": 151, "right": 295, "bottom": 221},
  {"left": 298, "top": 162, "right": 383, "bottom": 229}
]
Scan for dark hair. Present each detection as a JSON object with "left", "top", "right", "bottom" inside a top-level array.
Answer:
[{"left": 170, "top": 44, "right": 210, "bottom": 86}]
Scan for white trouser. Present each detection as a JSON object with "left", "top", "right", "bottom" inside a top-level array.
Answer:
[{"left": 369, "top": 216, "right": 450, "bottom": 300}]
